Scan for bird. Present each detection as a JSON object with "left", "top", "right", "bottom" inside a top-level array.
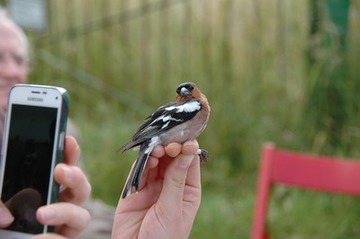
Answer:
[{"left": 119, "top": 82, "right": 210, "bottom": 198}]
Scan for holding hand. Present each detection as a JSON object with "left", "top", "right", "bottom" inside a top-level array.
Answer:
[
  {"left": 0, "top": 136, "right": 91, "bottom": 239},
  {"left": 112, "top": 140, "right": 202, "bottom": 239}
]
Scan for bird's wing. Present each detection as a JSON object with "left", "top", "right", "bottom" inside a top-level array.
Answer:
[{"left": 120, "top": 99, "right": 202, "bottom": 151}]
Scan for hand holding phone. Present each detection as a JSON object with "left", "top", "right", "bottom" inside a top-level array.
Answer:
[{"left": 0, "top": 84, "right": 69, "bottom": 238}]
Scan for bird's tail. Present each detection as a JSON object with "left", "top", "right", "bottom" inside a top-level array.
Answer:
[{"left": 121, "top": 141, "right": 153, "bottom": 198}]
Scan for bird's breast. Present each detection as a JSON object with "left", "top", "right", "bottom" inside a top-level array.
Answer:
[{"left": 159, "top": 111, "right": 208, "bottom": 145}]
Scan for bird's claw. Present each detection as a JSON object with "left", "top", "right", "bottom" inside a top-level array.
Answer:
[{"left": 196, "top": 149, "right": 209, "bottom": 164}]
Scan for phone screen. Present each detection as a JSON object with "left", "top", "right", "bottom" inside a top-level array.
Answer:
[{"left": 1, "top": 104, "right": 58, "bottom": 234}]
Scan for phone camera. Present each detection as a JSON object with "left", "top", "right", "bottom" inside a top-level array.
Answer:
[{"left": 55, "top": 96, "right": 58, "bottom": 100}]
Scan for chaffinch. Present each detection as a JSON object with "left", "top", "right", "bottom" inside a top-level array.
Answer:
[{"left": 119, "top": 82, "right": 210, "bottom": 198}]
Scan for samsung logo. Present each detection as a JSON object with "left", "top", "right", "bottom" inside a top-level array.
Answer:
[{"left": 27, "top": 97, "right": 43, "bottom": 102}]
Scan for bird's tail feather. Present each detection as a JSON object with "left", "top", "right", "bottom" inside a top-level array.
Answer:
[{"left": 121, "top": 141, "right": 153, "bottom": 198}]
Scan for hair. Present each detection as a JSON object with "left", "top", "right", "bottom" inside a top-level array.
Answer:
[{"left": 0, "top": 5, "right": 30, "bottom": 58}]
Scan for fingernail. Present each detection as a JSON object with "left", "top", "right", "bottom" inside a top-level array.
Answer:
[
  {"left": 38, "top": 207, "right": 56, "bottom": 221},
  {"left": 183, "top": 141, "right": 194, "bottom": 146},
  {"left": 177, "top": 154, "right": 194, "bottom": 169},
  {"left": 0, "top": 205, "right": 13, "bottom": 226}
]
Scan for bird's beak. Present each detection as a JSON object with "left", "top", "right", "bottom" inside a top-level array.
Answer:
[{"left": 180, "top": 87, "right": 190, "bottom": 96}]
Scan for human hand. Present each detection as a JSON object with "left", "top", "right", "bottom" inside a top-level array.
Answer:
[
  {"left": 112, "top": 140, "right": 201, "bottom": 239},
  {"left": 0, "top": 136, "right": 91, "bottom": 238},
  {"left": 32, "top": 136, "right": 91, "bottom": 239}
]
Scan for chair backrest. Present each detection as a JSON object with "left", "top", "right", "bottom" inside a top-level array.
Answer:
[{"left": 251, "top": 143, "right": 360, "bottom": 239}]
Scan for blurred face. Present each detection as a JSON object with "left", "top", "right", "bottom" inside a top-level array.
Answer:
[{"left": 0, "top": 19, "right": 28, "bottom": 113}]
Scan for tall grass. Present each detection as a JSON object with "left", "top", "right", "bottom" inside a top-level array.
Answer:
[{"left": 19, "top": 0, "right": 360, "bottom": 237}]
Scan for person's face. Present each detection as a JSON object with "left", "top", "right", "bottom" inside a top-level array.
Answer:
[{"left": 0, "top": 20, "right": 28, "bottom": 112}]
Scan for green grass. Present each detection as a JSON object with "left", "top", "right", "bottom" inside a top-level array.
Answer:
[{"left": 21, "top": 0, "right": 360, "bottom": 237}]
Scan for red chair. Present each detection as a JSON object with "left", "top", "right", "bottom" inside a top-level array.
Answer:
[{"left": 251, "top": 143, "right": 360, "bottom": 239}]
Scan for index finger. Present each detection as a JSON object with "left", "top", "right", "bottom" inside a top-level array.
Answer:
[
  {"left": 55, "top": 164, "right": 91, "bottom": 205},
  {"left": 63, "top": 136, "right": 80, "bottom": 166}
]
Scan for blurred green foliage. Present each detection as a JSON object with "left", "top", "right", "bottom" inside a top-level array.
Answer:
[{"left": 15, "top": 0, "right": 360, "bottom": 237}]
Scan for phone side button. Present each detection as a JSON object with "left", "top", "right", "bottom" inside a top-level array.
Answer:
[{"left": 58, "top": 132, "right": 65, "bottom": 150}]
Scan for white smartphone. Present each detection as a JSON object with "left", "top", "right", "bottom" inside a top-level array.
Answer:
[{"left": 0, "top": 84, "right": 69, "bottom": 238}]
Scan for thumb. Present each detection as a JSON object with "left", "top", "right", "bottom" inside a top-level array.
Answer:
[
  {"left": 0, "top": 200, "right": 14, "bottom": 227},
  {"left": 158, "top": 153, "right": 195, "bottom": 206}
]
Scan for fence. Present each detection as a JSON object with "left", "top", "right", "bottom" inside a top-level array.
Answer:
[
  {"left": 3, "top": 0, "right": 360, "bottom": 155},
  {"left": 15, "top": 0, "right": 353, "bottom": 104},
  {"left": 3, "top": 2, "right": 347, "bottom": 90}
]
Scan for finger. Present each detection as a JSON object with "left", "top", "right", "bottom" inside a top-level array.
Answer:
[
  {"left": 150, "top": 145, "right": 165, "bottom": 158},
  {"left": 185, "top": 154, "right": 201, "bottom": 189},
  {"left": 158, "top": 140, "right": 199, "bottom": 207},
  {"left": 164, "top": 142, "right": 182, "bottom": 158},
  {"left": 36, "top": 203, "right": 90, "bottom": 239},
  {"left": 146, "top": 159, "right": 161, "bottom": 183},
  {"left": 0, "top": 200, "right": 13, "bottom": 227},
  {"left": 181, "top": 140, "right": 199, "bottom": 155},
  {"left": 182, "top": 140, "right": 201, "bottom": 188},
  {"left": 155, "top": 142, "right": 182, "bottom": 179},
  {"left": 147, "top": 156, "right": 159, "bottom": 169},
  {"left": 63, "top": 136, "right": 80, "bottom": 166},
  {"left": 182, "top": 154, "right": 202, "bottom": 213},
  {"left": 54, "top": 164, "right": 91, "bottom": 205},
  {"left": 157, "top": 152, "right": 173, "bottom": 179}
]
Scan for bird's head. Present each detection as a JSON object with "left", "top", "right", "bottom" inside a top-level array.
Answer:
[
  {"left": 175, "top": 82, "right": 207, "bottom": 103},
  {"left": 176, "top": 82, "right": 196, "bottom": 98}
]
